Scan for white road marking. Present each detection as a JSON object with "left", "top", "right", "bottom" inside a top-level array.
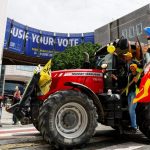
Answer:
[
  {"left": 0, "top": 127, "right": 39, "bottom": 137},
  {"left": 114, "top": 145, "right": 144, "bottom": 150},
  {"left": 96, "top": 142, "right": 144, "bottom": 150}
]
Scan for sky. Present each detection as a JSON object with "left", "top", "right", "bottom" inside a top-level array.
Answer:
[{"left": 7, "top": 0, "right": 150, "bottom": 33}]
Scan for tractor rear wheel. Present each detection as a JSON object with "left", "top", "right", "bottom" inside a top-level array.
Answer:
[
  {"left": 38, "top": 90, "right": 98, "bottom": 149},
  {"left": 137, "top": 103, "right": 150, "bottom": 138}
]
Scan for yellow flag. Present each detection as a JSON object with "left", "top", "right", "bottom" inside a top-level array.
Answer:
[{"left": 38, "top": 60, "right": 52, "bottom": 95}]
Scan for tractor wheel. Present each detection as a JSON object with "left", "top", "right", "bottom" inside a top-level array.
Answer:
[
  {"left": 31, "top": 109, "right": 39, "bottom": 131},
  {"left": 137, "top": 103, "right": 150, "bottom": 139},
  {"left": 31, "top": 100, "right": 42, "bottom": 131},
  {"left": 38, "top": 90, "right": 98, "bottom": 149}
]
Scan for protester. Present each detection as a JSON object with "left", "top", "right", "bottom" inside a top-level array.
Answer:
[
  {"left": 12, "top": 86, "right": 21, "bottom": 125},
  {"left": 127, "top": 64, "right": 141, "bottom": 133}
]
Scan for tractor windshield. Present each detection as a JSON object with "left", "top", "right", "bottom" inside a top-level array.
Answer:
[{"left": 96, "top": 54, "right": 113, "bottom": 69}]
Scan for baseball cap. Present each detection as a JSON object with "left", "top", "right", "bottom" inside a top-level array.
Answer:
[
  {"left": 130, "top": 64, "right": 137, "bottom": 70},
  {"left": 123, "top": 52, "right": 133, "bottom": 58}
]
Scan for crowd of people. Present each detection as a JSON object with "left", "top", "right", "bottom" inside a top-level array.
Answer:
[{"left": 108, "top": 39, "right": 150, "bottom": 133}]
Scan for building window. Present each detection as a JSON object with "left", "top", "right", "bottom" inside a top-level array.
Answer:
[
  {"left": 136, "top": 23, "right": 142, "bottom": 35},
  {"left": 129, "top": 26, "right": 135, "bottom": 38},
  {"left": 16, "top": 65, "right": 35, "bottom": 72},
  {"left": 121, "top": 29, "right": 128, "bottom": 38}
]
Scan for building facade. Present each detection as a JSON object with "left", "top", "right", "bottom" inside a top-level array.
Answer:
[
  {"left": 5, "top": 65, "right": 34, "bottom": 82},
  {"left": 0, "top": 65, "right": 34, "bottom": 97},
  {"left": 95, "top": 4, "right": 150, "bottom": 46}
]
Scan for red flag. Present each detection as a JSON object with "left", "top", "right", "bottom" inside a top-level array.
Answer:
[{"left": 133, "top": 70, "right": 150, "bottom": 103}]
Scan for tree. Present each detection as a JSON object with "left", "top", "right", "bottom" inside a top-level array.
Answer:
[{"left": 52, "top": 43, "right": 101, "bottom": 70}]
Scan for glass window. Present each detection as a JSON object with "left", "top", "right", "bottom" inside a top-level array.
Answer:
[
  {"left": 121, "top": 29, "right": 128, "bottom": 38},
  {"left": 4, "top": 81, "right": 25, "bottom": 95},
  {"left": 136, "top": 23, "right": 142, "bottom": 35},
  {"left": 16, "top": 65, "right": 35, "bottom": 72},
  {"left": 96, "top": 54, "right": 113, "bottom": 69},
  {"left": 129, "top": 26, "right": 135, "bottom": 38}
]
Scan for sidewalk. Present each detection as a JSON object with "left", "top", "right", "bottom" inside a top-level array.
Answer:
[{"left": 1, "top": 107, "right": 33, "bottom": 129}]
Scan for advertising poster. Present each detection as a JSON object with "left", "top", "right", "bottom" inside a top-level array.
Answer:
[
  {"left": 3, "top": 18, "right": 11, "bottom": 49},
  {"left": 26, "top": 27, "right": 54, "bottom": 58},
  {"left": 69, "top": 33, "right": 83, "bottom": 47},
  {"left": 55, "top": 33, "right": 69, "bottom": 52},
  {"left": 4, "top": 18, "right": 95, "bottom": 59},
  {"left": 25, "top": 27, "right": 40, "bottom": 57},
  {"left": 7, "top": 20, "right": 25, "bottom": 53},
  {"left": 83, "top": 32, "right": 94, "bottom": 44},
  {"left": 39, "top": 31, "right": 54, "bottom": 58}
]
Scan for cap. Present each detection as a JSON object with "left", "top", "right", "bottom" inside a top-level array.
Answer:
[
  {"left": 130, "top": 64, "right": 137, "bottom": 70},
  {"left": 123, "top": 52, "right": 133, "bottom": 58}
]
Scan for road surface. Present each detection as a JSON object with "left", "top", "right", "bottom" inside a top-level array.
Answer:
[{"left": 0, "top": 107, "right": 150, "bottom": 150}]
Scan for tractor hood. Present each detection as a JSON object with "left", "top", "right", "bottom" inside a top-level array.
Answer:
[{"left": 38, "top": 69, "right": 104, "bottom": 100}]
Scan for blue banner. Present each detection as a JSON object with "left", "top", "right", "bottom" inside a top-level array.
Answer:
[
  {"left": 7, "top": 20, "right": 25, "bottom": 53},
  {"left": 69, "top": 33, "right": 83, "bottom": 46},
  {"left": 4, "top": 18, "right": 95, "bottom": 59},
  {"left": 83, "top": 32, "right": 94, "bottom": 43},
  {"left": 25, "top": 27, "right": 41, "bottom": 57},
  {"left": 55, "top": 33, "right": 68, "bottom": 52},
  {"left": 39, "top": 31, "right": 54, "bottom": 58},
  {"left": 25, "top": 27, "right": 55, "bottom": 58},
  {"left": 4, "top": 18, "right": 11, "bottom": 49}
]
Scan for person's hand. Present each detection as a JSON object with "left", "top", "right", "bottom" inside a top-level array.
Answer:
[
  {"left": 34, "top": 65, "right": 41, "bottom": 74},
  {"left": 135, "top": 41, "right": 140, "bottom": 47},
  {"left": 111, "top": 74, "right": 118, "bottom": 80},
  {"left": 133, "top": 77, "right": 138, "bottom": 83}
]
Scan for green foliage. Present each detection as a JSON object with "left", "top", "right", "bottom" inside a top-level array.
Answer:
[{"left": 52, "top": 43, "right": 101, "bottom": 70}]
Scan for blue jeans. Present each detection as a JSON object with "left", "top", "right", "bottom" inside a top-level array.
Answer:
[{"left": 128, "top": 91, "right": 137, "bottom": 128}]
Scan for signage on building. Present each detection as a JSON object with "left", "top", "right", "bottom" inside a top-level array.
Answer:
[{"left": 4, "top": 18, "right": 94, "bottom": 59}]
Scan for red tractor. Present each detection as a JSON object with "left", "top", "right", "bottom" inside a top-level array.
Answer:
[{"left": 7, "top": 39, "right": 150, "bottom": 149}]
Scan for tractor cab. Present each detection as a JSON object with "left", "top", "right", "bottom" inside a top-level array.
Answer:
[
  {"left": 95, "top": 51, "right": 127, "bottom": 94},
  {"left": 96, "top": 53, "right": 115, "bottom": 92}
]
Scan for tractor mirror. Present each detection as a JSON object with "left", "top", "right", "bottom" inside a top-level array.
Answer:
[{"left": 101, "top": 64, "right": 108, "bottom": 69}]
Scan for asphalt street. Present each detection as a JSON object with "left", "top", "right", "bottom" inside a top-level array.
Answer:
[{"left": 1, "top": 107, "right": 150, "bottom": 150}]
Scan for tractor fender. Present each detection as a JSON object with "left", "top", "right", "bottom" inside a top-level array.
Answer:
[{"left": 64, "top": 82, "right": 104, "bottom": 122}]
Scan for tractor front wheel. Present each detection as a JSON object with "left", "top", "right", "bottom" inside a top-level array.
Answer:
[{"left": 38, "top": 90, "right": 98, "bottom": 149}]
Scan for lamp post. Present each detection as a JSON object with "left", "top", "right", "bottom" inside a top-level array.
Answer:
[
  {"left": 0, "top": 0, "right": 8, "bottom": 98},
  {"left": 0, "top": 0, "right": 8, "bottom": 66}
]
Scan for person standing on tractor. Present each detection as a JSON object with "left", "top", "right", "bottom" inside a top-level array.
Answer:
[
  {"left": 123, "top": 52, "right": 134, "bottom": 73},
  {"left": 127, "top": 64, "right": 141, "bottom": 133}
]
